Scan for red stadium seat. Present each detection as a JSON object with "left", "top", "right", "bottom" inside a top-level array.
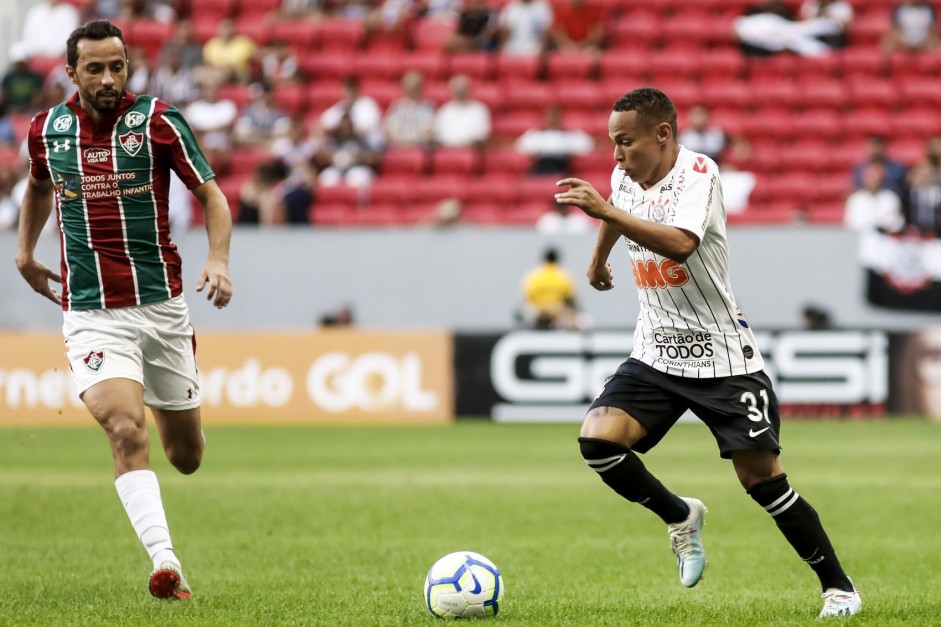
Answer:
[
  {"left": 552, "top": 80, "right": 608, "bottom": 111},
  {"left": 412, "top": 175, "right": 472, "bottom": 203},
  {"left": 368, "top": 176, "right": 416, "bottom": 204},
  {"left": 270, "top": 21, "right": 319, "bottom": 51},
  {"left": 491, "top": 111, "right": 544, "bottom": 140},
  {"left": 800, "top": 80, "right": 848, "bottom": 110},
  {"left": 126, "top": 19, "right": 172, "bottom": 60},
  {"left": 597, "top": 51, "right": 649, "bottom": 84},
  {"left": 840, "top": 47, "right": 887, "bottom": 78},
  {"left": 360, "top": 79, "right": 400, "bottom": 109},
  {"left": 699, "top": 80, "right": 753, "bottom": 109},
  {"left": 228, "top": 148, "right": 271, "bottom": 176},
  {"left": 495, "top": 54, "right": 542, "bottom": 81},
  {"left": 607, "top": 15, "right": 658, "bottom": 50},
  {"left": 843, "top": 109, "right": 895, "bottom": 139},
  {"left": 892, "top": 109, "right": 941, "bottom": 139},
  {"left": 412, "top": 18, "right": 456, "bottom": 50},
  {"left": 380, "top": 147, "right": 429, "bottom": 175},
  {"left": 477, "top": 173, "right": 523, "bottom": 204},
  {"left": 899, "top": 77, "right": 941, "bottom": 105},
  {"left": 297, "top": 50, "right": 356, "bottom": 81},
  {"left": 847, "top": 78, "right": 899, "bottom": 109},
  {"left": 400, "top": 52, "right": 447, "bottom": 80},
  {"left": 356, "top": 204, "right": 406, "bottom": 225},
  {"left": 747, "top": 79, "right": 802, "bottom": 109},
  {"left": 311, "top": 203, "right": 358, "bottom": 226},
  {"left": 545, "top": 50, "right": 597, "bottom": 80},
  {"left": 273, "top": 83, "right": 306, "bottom": 115},
  {"left": 447, "top": 52, "right": 494, "bottom": 80},
  {"left": 481, "top": 149, "right": 531, "bottom": 176},
  {"left": 645, "top": 49, "right": 700, "bottom": 82},
  {"left": 798, "top": 108, "right": 844, "bottom": 140},
  {"left": 234, "top": 17, "right": 272, "bottom": 46},
  {"left": 190, "top": 0, "right": 237, "bottom": 20},
  {"left": 315, "top": 184, "right": 360, "bottom": 207},
  {"left": 461, "top": 203, "right": 509, "bottom": 225},
  {"left": 430, "top": 147, "right": 482, "bottom": 175},
  {"left": 504, "top": 81, "right": 554, "bottom": 114},
  {"left": 353, "top": 54, "right": 402, "bottom": 80},
  {"left": 317, "top": 19, "right": 366, "bottom": 50},
  {"left": 698, "top": 48, "right": 747, "bottom": 81},
  {"left": 238, "top": 0, "right": 281, "bottom": 19},
  {"left": 305, "top": 81, "right": 344, "bottom": 112}
]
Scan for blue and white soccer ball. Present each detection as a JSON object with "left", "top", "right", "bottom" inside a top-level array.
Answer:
[{"left": 424, "top": 551, "right": 504, "bottom": 619}]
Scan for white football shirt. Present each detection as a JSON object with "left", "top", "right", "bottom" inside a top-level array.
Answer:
[{"left": 609, "top": 146, "right": 765, "bottom": 378}]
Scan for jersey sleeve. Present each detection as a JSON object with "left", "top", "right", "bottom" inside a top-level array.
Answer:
[
  {"left": 670, "top": 154, "right": 719, "bottom": 241},
  {"left": 27, "top": 111, "right": 50, "bottom": 180},
  {"left": 151, "top": 103, "right": 215, "bottom": 189}
]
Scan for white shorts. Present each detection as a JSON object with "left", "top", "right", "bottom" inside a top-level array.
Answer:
[{"left": 63, "top": 295, "right": 200, "bottom": 410}]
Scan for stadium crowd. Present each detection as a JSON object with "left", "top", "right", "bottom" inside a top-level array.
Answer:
[{"left": 1, "top": 0, "right": 941, "bottom": 230}]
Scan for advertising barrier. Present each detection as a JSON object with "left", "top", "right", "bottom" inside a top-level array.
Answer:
[
  {"left": 454, "top": 330, "right": 892, "bottom": 421},
  {"left": 0, "top": 330, "right": 453, "bottom": 425}
]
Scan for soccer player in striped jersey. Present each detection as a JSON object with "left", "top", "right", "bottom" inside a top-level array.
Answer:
[
  {"left": 15, "top": 20, "right": 233, "bottom": 600},
  {"left": 554, "top": 87, "right": 861, "bottom": 618}
]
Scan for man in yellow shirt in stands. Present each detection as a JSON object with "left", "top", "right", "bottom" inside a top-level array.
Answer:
[{"left": 521, "top": 247, "right": 577, "bottom": 329}]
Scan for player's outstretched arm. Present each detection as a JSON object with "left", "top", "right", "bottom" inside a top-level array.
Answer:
[
  {"left": 587, "top": 209, "right": 619, "bottom": 291},
  {"left": 556, "top": 178, "right": 699, "bottom": 263},
  {"left": 15, "top": 174, "right": 61, "bottom": 305},
  {"left": 191, "top": 179, "right": 233, "bottom": 309}
]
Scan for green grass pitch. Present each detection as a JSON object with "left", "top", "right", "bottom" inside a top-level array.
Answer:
[{"left": 1, "top": 420, "right": 939, "bottom": 626}]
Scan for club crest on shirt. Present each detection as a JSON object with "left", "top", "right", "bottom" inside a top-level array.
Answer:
[
  {"left": 119, "top": 131, "right": 143, "bottom": 156},
  {"left": 53, "top": 114, "right": 73, "bottom": 132},
  {"left": 83, "top": 350, "right": 105, "bottom": 372},
  {"left": 124, "top": 111, "right": 146, "bottom": 128}
]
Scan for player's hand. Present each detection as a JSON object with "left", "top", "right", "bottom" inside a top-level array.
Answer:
[
  {"left": 588, "top": 261, "right": 615, "bottom": 291},
  {"left": 16, "top": 257, "right": 62, "bottom": 305},
  {"left": 196, "top": 259, "right": 232, "bottom": 309},
  {"left": 555, "top": 178, "right": 610, "bottom": 220}
]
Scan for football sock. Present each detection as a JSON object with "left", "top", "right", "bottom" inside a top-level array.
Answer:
[
  {"left": 114, "top": 469, "right": 179, "bottom": 569},
  {"left": 579, "top": 437, "right": 689, "bottom": 524},
  {"left": 747, "top": 473, "right": 853, "bottom": 592}
]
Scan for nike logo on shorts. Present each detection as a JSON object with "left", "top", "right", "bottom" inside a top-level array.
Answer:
[{"left": 749, "top": 426, "right": 770, "bottom": 437}]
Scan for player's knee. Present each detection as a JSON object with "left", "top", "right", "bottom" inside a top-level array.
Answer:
[
  {"left": 578, "top": 436, "right": 628, "bottom": 468},
  {"left": 166, "top": 439, "right": 203, "bottom": 474},
  {"left": 105, "top": 415, "right": 148, "bottom": 457}
]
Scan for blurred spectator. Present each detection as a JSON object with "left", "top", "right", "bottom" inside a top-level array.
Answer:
[
  {"left": 546, "top": 0, "right": 605, "bottom": 52},
  {"left": 679, "top": 105, "right": 727, "bottom": 164},
  {"left": 515, "top": 104, "right": 594, "bottom": 174},
  {"left": 235, "top": 83, "right": 289, "bottom": 147},
  {"left": 319, "top": 304, "right": 355, "bottom": 327},
  {"left": 852, "top": 135, "right": 908, "bottom": 198},
  {"left": 733, "top": 0, "right": 845, "bottom": 56},
  {"left": 118, "top": 0, "right": 176, "bottom": 22},
  {"left": 445, "top": 0, "right": 498, "bottom": 52},
  {"left": 421, "top": 197, "right": 464, "bottom": 228},
  {"left": 433, "top": 75, "right": 491, "bottom": 148},
  {"left": 184, "top": 81, "right": 239, "bottom": 173},
  {"left": 719, "top": 165, "right": 757, "bottom": 214},
  {"left": 238, "top": 159, "right": 293, "bottom": 226},
  {"left": 315, "top": 113, "right": 380, "bottom": 188},
  {"left": 268, "top": 0, "right": 326, "bottom": 24},
  {"left": 882, "top": 0, "right": 941, "bottom": 53},
  {"left": 535, "top": 201, "right": 593, "bottom": 234},
  {"left": 167, "top": 171, "right": 192, "bottom": 236},
  {"left": 520, "top": 247, "right": 577, "bottom": 329},
  {"left": 39, "top": 73, "right": 75, "bottom": 110},
  {"left": 801, "top": 304, "right": 834, "bottom": 330},
  {"left": 271, "top": 116, "right": 319, "bottom": 194},
  {"left": 895, "top": 328, "right": 941, "bottom": 420},
  {"left": 2, "top": 45, "right": 44, "bottom": 114},
  {"left": 336, "top": 0, "right": 378, "bottom": 19},
  {"left": 720, "top": 134, "right": 754, "bottom": 171},
  {"left": 365, "top": 0, "right": 417, "bottom": 39},
  {"left": 126, "top": 47, "right": 150, "bottom": 95},
  {"left": 921, "top": 135, "right": 941, "bottom": 179},
  {"left": 0, "top": 165, "right": 22, "bottom": 230},
  {"left": 16, "top": 0, "right": 79, "bottom": 59},
  {"left": 159, "top": 20, "right": 204, "bottom": 71},
  {"left": 202, "top": 18, "right": 257, "bottom": 84},
  {"left": 320, "top": 77, "right": 384, "bottom": 150},
  {"left": 905, "top": 162, "right": 941, "bottom": 234},
  {"left": 258, "top": 39, "right": 299, "bottom": 86},
  {"left": 0, "top": 103, "right": 18, "bottom": 147},
  {"left": 383, "top": 70, "right": 436, "bottom": 147},
  {"left": 149, "top": 47, "right": 200, "bottom": 107},
  {"left": 798, "top": 0, "right": 853, "bottom": 50},
  {"left": 497, "top": 0, "right": 554, "bottom": 55},
  {"left": 844, "top": 163, "right": 905, "bottom": 232}
]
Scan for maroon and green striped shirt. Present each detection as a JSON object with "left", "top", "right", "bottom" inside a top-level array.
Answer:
[{"left": 28, "top": 92, "right": 214, "bottom": 311}]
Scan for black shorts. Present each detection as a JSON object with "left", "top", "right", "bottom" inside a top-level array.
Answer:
[{"left": 589, "top": 358, "right": 781, "bottom": 459}]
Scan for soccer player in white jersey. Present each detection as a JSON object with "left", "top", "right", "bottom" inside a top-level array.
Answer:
[
  {"left": 15, "top": 21, "right": 232, "bottom": 600},
  {"left": 554, "top": 87, "right": 861, "bottom": 618}
]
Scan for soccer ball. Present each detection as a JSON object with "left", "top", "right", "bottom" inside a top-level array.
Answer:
[{"left": 424, "top": 551, "right": 504, "bottom": 619}]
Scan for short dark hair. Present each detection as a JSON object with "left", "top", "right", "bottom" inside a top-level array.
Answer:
[
  {"left": 612, "top": 87, "right": 678, "bottom": 136},
  {"left": 66, "top": 20, "right": 127, "bottom": 68},
  {"left": 544, "top": 247, "right": 559, "bottom": 264}
]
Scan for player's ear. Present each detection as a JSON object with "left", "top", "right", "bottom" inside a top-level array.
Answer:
[
  {"left": 66, "top": 65, "right": 78, "bottom": 85},
  {"left": 656, "top": 122, "right": 672, "bottom": 144}
]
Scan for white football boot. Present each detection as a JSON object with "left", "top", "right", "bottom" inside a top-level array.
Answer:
[{"left": 667, "top": 497, "right": 708, "bottom": 587}]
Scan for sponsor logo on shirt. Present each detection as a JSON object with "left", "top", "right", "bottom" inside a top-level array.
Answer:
[
  {"left": 693, "top": 156, "right": 708, "bottom": 174},
  {"left": 53, "top": 115, "right": 73, "bottom": 132},
  {"left": 53, "top": 172, "right": 79, "bottom": 200},
  {"left": 631, "top": 258, "right": 689, "bottom": 289},
  {"left": 124, "top": 111, "right": 146, "bottom": 128},
  {"left": 653, "top": 331, "right": 715, "bottom": 363},
  {"left": 84, "top": 147, "right": 110, "bottom": 164}
]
